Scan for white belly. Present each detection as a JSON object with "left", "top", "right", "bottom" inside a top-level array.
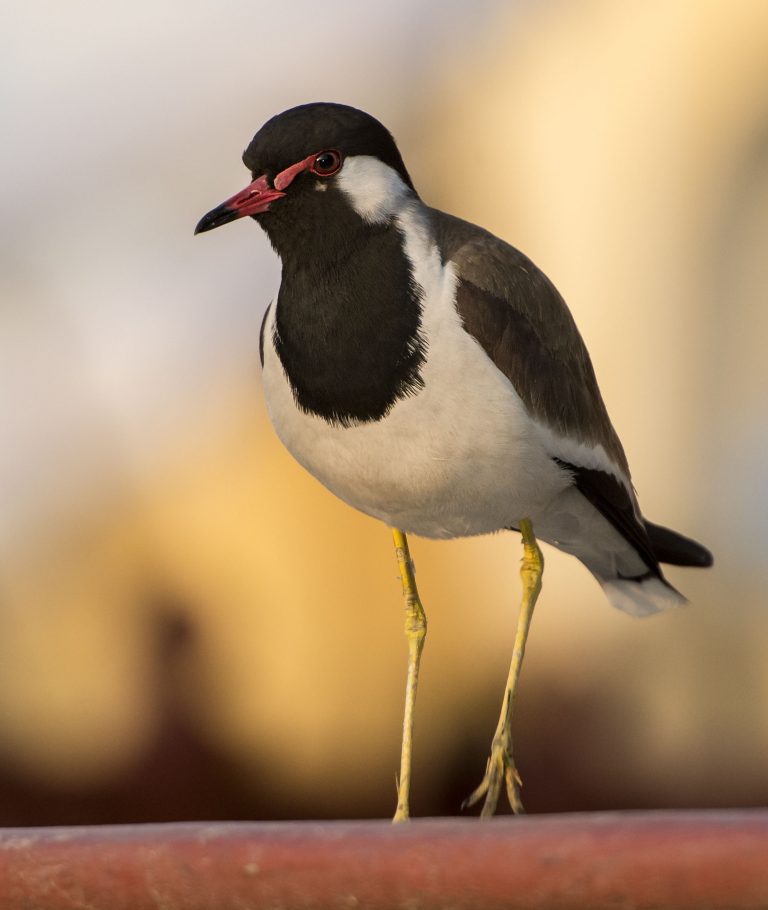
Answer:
[{"left": 260, "top": 273, "right": 568, "bottom": 539}]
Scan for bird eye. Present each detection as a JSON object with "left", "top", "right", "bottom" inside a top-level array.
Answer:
[{"left": 310, "top": 150, "right": 342, "bottom": 177}]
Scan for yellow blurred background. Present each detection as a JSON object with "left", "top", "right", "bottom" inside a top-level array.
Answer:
[{"left": 1, "top": 0, "right": 766, "bottom": 823}]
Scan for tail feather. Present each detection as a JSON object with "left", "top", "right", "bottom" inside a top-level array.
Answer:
[
  {"left": 645, "top": 521, "right": 713, "bottom": 568},
  {"left": 602, "top": 574, "right": 686, "bottom": 617}
]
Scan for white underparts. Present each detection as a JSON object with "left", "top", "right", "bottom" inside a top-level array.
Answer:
[{"left": 261, "top": 160, "right": 665, "bottom": 612}]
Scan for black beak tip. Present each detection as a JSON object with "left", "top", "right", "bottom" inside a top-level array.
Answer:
[
  {"left": 194, "top": 204, "right": 235, "bottom": 236},
  {"left": 194, "top": 211, "right": 217, "bottom": 235}
]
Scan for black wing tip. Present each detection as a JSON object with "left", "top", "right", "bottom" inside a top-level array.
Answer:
[
  {"left": 688, "top": 545, "right": 714, "bottom": 568},
  {"left": 644, "top": 521, "right": 714, "bottom": 568},
  {"left": 552, "top": 458, "right": 714, "bottom": 572},
  {"left": 684, "top": 543, "right": 714, "bottom": 568}
]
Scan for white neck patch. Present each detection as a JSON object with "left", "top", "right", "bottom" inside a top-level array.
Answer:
[{"left": 336, "top": 155, "right": 411, "bottom": 224}]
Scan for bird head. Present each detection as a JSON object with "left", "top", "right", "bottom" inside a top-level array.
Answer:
[{"left": 194, "top": 102, "right": 416, "bottom": 256}]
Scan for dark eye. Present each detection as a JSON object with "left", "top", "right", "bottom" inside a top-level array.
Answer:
[{"left": 310, "top": 149, "right": 342, "bottom": 177}]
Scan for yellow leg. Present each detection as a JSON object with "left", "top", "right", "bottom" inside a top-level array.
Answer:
[
  {"left": 391, "top": 528, "right": 427, "bottom": 823},
  {"left": 463, "top": 518, "right": 543, "bottom": 817}
]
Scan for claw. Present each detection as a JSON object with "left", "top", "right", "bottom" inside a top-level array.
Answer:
[
  {"left": 505, "top": 765, "right": 525, "bottom": 815},
  {"left": 463, "top": 732, "right": 524, "bottom": 816},
  {"left": 461, "top": 761, "right": 491, "bottom": 811}
]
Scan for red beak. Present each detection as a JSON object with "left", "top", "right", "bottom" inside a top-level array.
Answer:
[{"left": 194, "top": 174, "right": 285, "bottom": 234}]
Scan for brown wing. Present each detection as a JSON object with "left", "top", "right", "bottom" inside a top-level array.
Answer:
[{"left": 431, "top": 208, "right": 630, "bottom": 477}]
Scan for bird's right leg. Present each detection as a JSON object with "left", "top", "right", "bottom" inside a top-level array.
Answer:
[
  {"left": 464, "top": 518, "right": 543, "bottom": 816},
  {"left": 391, "top": 528, "right": 427, "bottom": 823}
]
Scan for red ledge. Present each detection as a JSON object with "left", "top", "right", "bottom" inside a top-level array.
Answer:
[{"left": 0, "top": 811, "right": 766, "bottom": 909}]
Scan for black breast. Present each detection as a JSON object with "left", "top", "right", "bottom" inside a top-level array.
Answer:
[{"left": 273, "top": 221, "right": 426, "bottom": 426}]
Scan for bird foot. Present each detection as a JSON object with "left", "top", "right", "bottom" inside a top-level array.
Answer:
[{"left": 463, "top": 729, "right": 524, "bottom": 817}]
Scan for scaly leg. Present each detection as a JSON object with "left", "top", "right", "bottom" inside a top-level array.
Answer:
[
  {"left": 463, "top": 518, "right": 543, "bottom": 817},
  {"left": 391, "top": 528, "right": 427, "bottom": 823}
]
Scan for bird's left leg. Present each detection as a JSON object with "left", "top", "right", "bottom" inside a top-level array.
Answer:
[
  {"left": 391, "top": 528, "right": 427, "bottom": 823},
  {"left": 463, "top": 517, "right": 543, "bottom": 817}
]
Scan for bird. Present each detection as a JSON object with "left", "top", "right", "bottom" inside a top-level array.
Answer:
[{"left": 195, "top": 102, "right": 712, "bottom": 820}]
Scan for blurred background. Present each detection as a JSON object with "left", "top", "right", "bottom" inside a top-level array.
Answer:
[{"left": 1, "top": 0, "right": 767, "bottom": 825}]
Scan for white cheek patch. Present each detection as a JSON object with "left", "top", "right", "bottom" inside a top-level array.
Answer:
[{"left": 337, "top": 155, "right": 410, "bottom": 223}]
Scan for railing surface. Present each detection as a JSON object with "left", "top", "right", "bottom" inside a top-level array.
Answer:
[{"left": 0, "top": 811, "right": 766, "bottom": 909}]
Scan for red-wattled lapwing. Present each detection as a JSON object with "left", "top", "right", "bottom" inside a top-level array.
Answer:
[{"left": 196, "top": 102, "right": 712, "bottom": 820}]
